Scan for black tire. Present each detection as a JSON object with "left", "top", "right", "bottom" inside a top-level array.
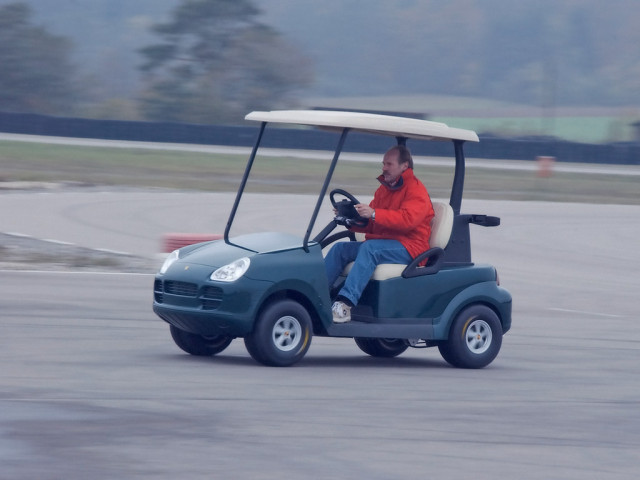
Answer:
[
  {"left": 170, "top": 324, "right": 233, "bottom": 356},
  {"left": 243, "top": 334, "right": 265, "bottom": 364},
  {"left": 245, "top": 300, "right": 312, "bottom": 367},
  {"left": 354, "top": 337, "right": 408, "bottom": 358},
  {"left": 438, "top": 305, "right": 503, "bottom": 369}
]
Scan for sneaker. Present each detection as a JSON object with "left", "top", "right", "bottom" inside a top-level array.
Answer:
[{"left": 332, "top": 301, "right": 351, "bottom": 323}]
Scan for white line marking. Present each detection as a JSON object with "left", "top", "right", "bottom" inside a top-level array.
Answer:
[
  {"left": 548, "top": 307, "right": 623, "bottom": 319},
  {"left": 94, "top": 248, "right": 135, "bottom": 256},
  {"left": 0, "top": 269, "right": 153, "bottom": 276},
  {"left": 3, "top": 231, "right": 137, "bottom": 257},
  {"left": 42, "top": 238, "right": 75, "bottom": 246}
]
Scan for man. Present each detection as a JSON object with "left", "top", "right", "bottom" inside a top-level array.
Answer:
[{"left": 325, "top": 144, "right": 434, "bottom": 323}]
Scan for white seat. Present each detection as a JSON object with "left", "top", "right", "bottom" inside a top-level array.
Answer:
[
  {"left": 429, "top": 201, "right": 454, "bottom": 249},
  {"left": 342, "top": 201, "right": 454, "bottom": 281}
]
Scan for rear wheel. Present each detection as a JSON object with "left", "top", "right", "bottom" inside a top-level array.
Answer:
[
  {"left": 354, "top": 337, "right": 408, "bottom": 358},
  {"left": 245, "top": 300, "right": 312, "bottom": 367},
  {"left": 438, "top": 305, "right": 502, "bottom": 368},
  {"left": 169, "top": 325, "right": 233, "bottom": 356}
]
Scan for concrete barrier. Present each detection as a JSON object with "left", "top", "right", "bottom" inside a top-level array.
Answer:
[{"left": 162, "top": 233, "right": 223, "bottom": 253}]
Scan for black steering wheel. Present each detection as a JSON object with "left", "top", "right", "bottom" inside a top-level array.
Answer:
[{"left": 330, "top": 188, "right": 369, "bottom": 228}]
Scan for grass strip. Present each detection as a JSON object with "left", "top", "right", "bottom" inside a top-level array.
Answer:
[{"left": 1, "top": 140, "right": 638, "bottom": 204}]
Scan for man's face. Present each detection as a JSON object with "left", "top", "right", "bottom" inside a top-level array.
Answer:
[{"left": 381, "top": 150, "right": 408, "bottom": 184}]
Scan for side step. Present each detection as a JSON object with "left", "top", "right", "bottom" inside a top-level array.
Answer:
[{"left": 325, "top": 320, "right": 434, "bottom": 339}]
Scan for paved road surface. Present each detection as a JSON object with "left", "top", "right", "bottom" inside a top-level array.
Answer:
[{"left": 1, "top": 190, "right": 639, "bottom": 479}]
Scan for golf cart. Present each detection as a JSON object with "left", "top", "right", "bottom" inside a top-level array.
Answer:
[{"left": 153, "top": 110, "right": 512, "bottom": 368}]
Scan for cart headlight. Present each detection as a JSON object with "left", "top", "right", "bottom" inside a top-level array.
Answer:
[
  {"left": 210, "top": 257, "right": 250, "bottom": 282},
  {"left": 159, "top": 249, "right": 180, "bottom": 274}
]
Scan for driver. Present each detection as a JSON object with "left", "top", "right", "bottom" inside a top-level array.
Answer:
[{"left": 325, "top": 145, "right": 434, "bottom": 323}]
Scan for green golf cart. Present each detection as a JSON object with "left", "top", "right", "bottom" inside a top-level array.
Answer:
[{"left": 153, "top": 110, "right": 512, "bottom": 368}]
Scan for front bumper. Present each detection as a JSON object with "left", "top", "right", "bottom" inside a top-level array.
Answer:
[
  {"left": 153, "top": 267, "right": 270, "bottom": 337},
  {"left": 153, "top": 302, "right": 253, "bottom": 337}
]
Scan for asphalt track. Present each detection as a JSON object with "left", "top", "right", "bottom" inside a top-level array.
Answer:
[{"left": 1, "top": 189, "right": 639, "bottom": 479}]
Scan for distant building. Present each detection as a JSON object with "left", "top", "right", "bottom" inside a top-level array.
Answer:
[
  {"left": 304, "top": 95, "right": 640, "bottom": 143},
  {"left": 311, "top": 106, "right": 427, "bottom": 120}
]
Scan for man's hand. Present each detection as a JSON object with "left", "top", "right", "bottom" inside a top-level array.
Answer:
[{"left": 355, "top": 204, "right": 374, "bottom": 219}]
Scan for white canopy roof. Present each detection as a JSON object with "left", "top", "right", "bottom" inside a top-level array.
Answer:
[{"left": 245, "top": 109, "right": 479, "bottom": 142}]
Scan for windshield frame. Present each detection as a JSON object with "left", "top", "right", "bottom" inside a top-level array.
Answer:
[{"left": 223, "top": 122, "right": 352, "bottom": 252}]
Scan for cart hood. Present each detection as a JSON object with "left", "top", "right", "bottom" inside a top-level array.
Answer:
[{"left": 180, "top": 232, "right": 307, "bottom": 268}]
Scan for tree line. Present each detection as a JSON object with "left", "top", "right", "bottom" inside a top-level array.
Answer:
[
  {"left": 0, "top": 0, "right": 311, "bottom": 124},
  {"left": 2, "top": 0, "right": 639, "bottom": 127}
]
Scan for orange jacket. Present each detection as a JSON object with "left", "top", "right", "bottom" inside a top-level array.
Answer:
[{"left": 353, "top": 168, "right": 434, "bottom": 259}]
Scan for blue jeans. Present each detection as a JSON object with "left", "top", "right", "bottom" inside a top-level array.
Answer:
[{"left": 324, "top": 239, "right": 412, "bottom": 306}]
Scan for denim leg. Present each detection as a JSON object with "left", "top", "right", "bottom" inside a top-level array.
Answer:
[
  {"left": 324, "top": 241, "right": 363, "bottom": 287},
  {"left": 338, "top": 239, "right": 412, "bottom": 306}
]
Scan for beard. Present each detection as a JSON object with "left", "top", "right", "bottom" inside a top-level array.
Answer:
[{"left": 383, "top": 173, "right": 399, "bottom": 185}]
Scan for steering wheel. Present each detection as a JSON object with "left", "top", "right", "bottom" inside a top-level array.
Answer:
[{"left": 329, "top": 188, "right": 369, "bottom": 228}]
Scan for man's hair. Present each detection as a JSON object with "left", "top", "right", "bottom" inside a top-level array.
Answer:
[{"left": 387, "top": 145, "right": 414, "bottom": 169}]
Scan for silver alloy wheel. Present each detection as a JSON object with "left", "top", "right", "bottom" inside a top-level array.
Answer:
[
  {"left": 272, "top": 315, "right": 302, "bottom": 352},
  {"left": 465, "top": 319, "right": 492, "bottom": 354}
]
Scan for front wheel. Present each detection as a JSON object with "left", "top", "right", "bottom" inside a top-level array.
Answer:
[
  {"left": 245, "top": 300, "right": 312, "bottom": 367},
  {"left": 438, "top": 305, "right": 503, "bottom": 368},
  {"left": 170, "top": 325, "right": 233, "bottom": 356},
  {"left": 354, "top": 337, "right": 408, "bottom": 357}
]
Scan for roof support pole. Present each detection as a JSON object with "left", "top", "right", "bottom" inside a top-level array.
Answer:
[
  {"left": 450, "top": 140, "right": 466, "bottom": 214},
  {"left": 304, "top": 128, "right": 350, "bottom": 251},
  {"left": 224, "top": 121, "right": 266, "bottom": 243}
]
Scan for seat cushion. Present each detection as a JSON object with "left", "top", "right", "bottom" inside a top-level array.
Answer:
[{"left": 342, "top": 261, "right": 406, "bottom": 281}]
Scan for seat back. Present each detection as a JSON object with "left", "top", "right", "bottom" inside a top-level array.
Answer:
[{"left": 429, "top": 201, "right": 454, "bottom": 249}]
